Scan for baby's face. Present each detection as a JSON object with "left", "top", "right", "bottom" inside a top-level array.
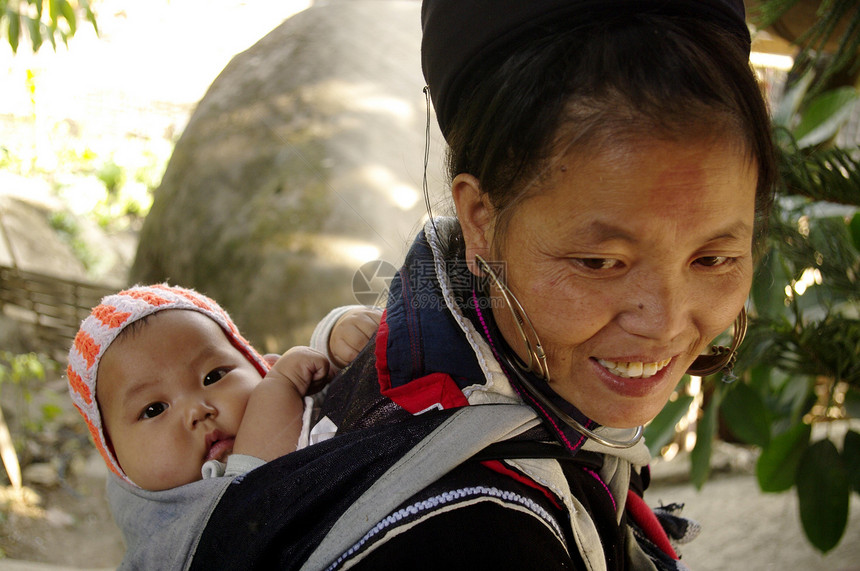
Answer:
[{"left": 97, "top": 310, "right": 264, "bottom": 490}]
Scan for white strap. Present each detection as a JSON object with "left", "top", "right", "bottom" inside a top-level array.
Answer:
[{"left": 299, "top": 404, "right": 540, "bottom": 571}]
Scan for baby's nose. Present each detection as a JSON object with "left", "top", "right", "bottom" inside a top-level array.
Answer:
[{"left": 187, "top": 400, "right": 217, "bottom": 427}]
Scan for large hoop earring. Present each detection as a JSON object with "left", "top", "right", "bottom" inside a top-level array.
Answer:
[
  {"left": 475, "top": 254, "right": 550, "bottom": 381},
  {"left": 686, "top": 307, "right": 747, "bottom": 381},
  {"left": 475, "top": 255, "right": 643, "bottom": 449}
]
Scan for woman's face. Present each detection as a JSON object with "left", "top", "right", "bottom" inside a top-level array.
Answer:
[{"left": 459, "top": 136, "right": 757, "bottom": 428}]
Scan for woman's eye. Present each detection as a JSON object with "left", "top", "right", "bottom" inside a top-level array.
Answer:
[
  {"left": 140, "top": 402, "right": 167, "bottom": 420},
  {"left": 203, "top": 367, "right": 230, "bottom": 386},
  {"left": 576, "top": 258, "right": 621, "bottom": 270},
  {"left": 695, "top": 256, "right": 730, "bottom": 267}
]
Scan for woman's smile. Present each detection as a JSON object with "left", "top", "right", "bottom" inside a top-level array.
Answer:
[
  {"left": 588, "top": 356, "right": 677, "bottom": 399},
  {"left": 594, "top": 357, "right": 672, "bottom": 379}
]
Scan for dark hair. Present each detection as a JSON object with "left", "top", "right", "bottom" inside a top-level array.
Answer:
[{"left": 443, "top": 13, "right": 776, "bottom": 244}]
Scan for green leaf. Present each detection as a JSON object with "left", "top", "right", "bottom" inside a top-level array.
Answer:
[
  {"left": 843, "top": 431, "right": 860, "bottom": 494},
  {"left": 772, "top": 71, "right": 813, "bottom": 129},
  {"left": 751, "top": 248, "right": 790, "bottom": 320},
  {"left": 48, "top": 0, "right": 59, "bottom": 24},
  {"left": 780, "top": 146, "right": 860, "bottom": 206},
  {"left": 40, "top": 403, "right": 62, "bottom": 422},
  {"left": 80, "top": 0, "right": 98, "bottom": 35},
  {"left": 796, "top": 440, "right": 850, "bottom": 552},
  {"left": 644, "top": 394, "right": 695, "bottom": 457},
  {"left": 58, "top": 0, "right": 75, "bottom": 35},
  {"left": 690, "top": 394, "right": 719, "bottom": 489},
  {"left": 46, "top": 26, "right": 56, "bottom": 50},
  {"left": 850, "top": 212, "right": 860, "bottom": 253},
  {"left": 794, "top": 87, "right": 860, "bottom": 148},
  {"left": 844, "top": 386, "right": 860, "bottom": 419},
  {"left": 25, "top": 16, "right": 42, "bottom": 52},
  {"left": 747, "top": 363, "right": 771, "bottom": 392},
  {"left": 756, "top": 422, "right": 811, "bottom": 492},
  {"left": 7, "top": 9, "right": 20, "bottom": 53},
  {"left": 720, "top": 382, "right": 771, "bottom": 447}
]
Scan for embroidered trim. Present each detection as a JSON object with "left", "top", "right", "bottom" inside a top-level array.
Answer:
[
  {"left": 325, "top": 485, "right": 564, "bottom": 570},
  {"left": 582, "top": 467, "right": 617, "bottom": 512}
]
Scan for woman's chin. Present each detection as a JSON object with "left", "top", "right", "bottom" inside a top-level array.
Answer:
[{"left": 554, "top": 386, "right": 669, "bottom": 429}]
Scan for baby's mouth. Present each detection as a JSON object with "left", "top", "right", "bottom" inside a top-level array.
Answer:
[
  {"left": 205, "top": 433, "right": 235, "bottom": 462},
  {"left": 596, "top": 358, "right": 671, "bottom": 379}
]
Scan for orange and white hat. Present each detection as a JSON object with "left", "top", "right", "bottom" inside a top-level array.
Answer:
[{"left": 66, "top": 284, "right": 269, "bottom": 483}]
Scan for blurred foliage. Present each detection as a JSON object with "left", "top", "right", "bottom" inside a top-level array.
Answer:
[
  {"left": 751, "top": 0, "right": 860, "bottom": 98},
  {"left": 731, "top": 28, "right": 860, "bottom": 550},
  {"left": 647, "top": 0, "right": 860, "bottom": 554},
  {"left": 0, "top": 351, "right": 59, "bottom": 433},
  {"left": 1, "top": 0, "right": 97, "bottom": 53},
  {"left": 0, "top": 351, "right": 46, "bottom": 391}
]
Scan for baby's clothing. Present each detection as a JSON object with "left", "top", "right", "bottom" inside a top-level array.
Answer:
[
  {"left": 107, "top": 473, "right": 230, "bottom": 570},
  {"left": 201, "top": 454, "right": 265, "bottom": 479}
]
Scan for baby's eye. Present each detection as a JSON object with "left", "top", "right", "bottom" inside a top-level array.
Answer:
[
  {"left": 203, "top": 367, "right": 230, "bottom": 386},
  {"left": 695, "top": 256, "right": 731, "bottom": 267},
  {"left": 140, "top": 402, "right": 167, "bottom": 420},
  {"left": 575, "top": 258, "right": 622, "bottom": 270}
]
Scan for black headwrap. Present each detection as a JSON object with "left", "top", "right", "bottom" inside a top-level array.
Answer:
[{"left": 421, "top": 0, "right": 751, "bottom": 139}]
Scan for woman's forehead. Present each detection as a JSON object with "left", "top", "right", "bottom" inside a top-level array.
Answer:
[{"left": 519, "top": 137, "right": 757, "bottom": 233}]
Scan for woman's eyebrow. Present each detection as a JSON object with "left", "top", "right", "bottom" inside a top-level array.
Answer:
[
  {"left": 581, "top": 219, "right": 752, "bottom": 244},
  {"left": 703, "top": 220, "right": 753, "bottom": 242},
  {"left": 582, "top": 220, "right": 636, "bottom": 243}
]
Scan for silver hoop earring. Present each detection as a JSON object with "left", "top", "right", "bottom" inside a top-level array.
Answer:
[
  {"left": 475, "top": 254, "right": 550, "bottom": 381},
  {"left": 686, "top": 307, "right": 747, "bottom": 381},
  {"left": 475, "top": 254, "right": 643, "bottom": 449}
]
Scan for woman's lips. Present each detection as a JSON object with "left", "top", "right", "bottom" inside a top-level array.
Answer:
[
  {"left": 591, "top": 356, "right": 675, "bottom": 398},
  {"left": 595, "top": 357, "right": 672, "bottom": 379}
]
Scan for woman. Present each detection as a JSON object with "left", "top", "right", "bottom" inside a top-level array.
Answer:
[{"left": 192, "top": 1, "right": 776, "bottom": 569}]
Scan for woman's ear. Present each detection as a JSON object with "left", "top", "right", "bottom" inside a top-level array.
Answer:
[{"left": 452, "top": 173, "right": 493, "bottom": 276}]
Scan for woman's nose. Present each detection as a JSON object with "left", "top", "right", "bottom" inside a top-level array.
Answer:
[{"left": 618, "top": 272, "right": 689, "bottom": 341}]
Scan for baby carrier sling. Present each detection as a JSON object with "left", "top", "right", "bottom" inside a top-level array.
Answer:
[
  {"left": 190, "top": 403, "right": 553, "bottom": 570},
  {"left": 299, "top": 403, "right": 542, "bottom": 570}
]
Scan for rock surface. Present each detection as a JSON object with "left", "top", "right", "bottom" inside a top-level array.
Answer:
[
  {"left": 0, "top": 194, "right": 87, "bottom": 280},
  {"left": 132, "top": 0, "right": 446, "bottom": 352}
]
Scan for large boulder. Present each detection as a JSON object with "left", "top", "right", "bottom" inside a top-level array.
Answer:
[{"left": 131, "top": 0, "right": 446, "bottom": 352}]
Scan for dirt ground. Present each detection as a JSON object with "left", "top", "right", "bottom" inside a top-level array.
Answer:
[
  {"left": 648, "top": 447, "right": 860, "bottom": 571},
  {"left": 0, "top": 459, "right": 124, "bottom": 569}
]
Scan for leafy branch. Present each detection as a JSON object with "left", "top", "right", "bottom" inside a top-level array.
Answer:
[
  {"left": 1, "top": 0, "right": 97, "bottom": 53},
  {"left": 751, "top": 0, "right": 860, "bottom": 96}
]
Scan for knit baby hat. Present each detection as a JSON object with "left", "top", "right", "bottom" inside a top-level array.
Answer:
[{"left": 67, "top": 283, "right": 270, "bottom": 483}]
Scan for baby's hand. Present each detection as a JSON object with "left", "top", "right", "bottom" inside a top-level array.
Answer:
[
  {"left": 329, "top": 307, "right": 382, "bottom": 368},
  {"left": 268, "top": 346, "right": 331, "bottom": 395}
]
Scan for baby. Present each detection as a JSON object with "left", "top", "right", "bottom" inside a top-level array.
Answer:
[{"left": 67, "top": 283, "right": 379, "bottom": 491}]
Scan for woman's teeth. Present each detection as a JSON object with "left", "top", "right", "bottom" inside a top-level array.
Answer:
[{"left": 597, "top": 358, "right": 671, "bottom": 379}]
